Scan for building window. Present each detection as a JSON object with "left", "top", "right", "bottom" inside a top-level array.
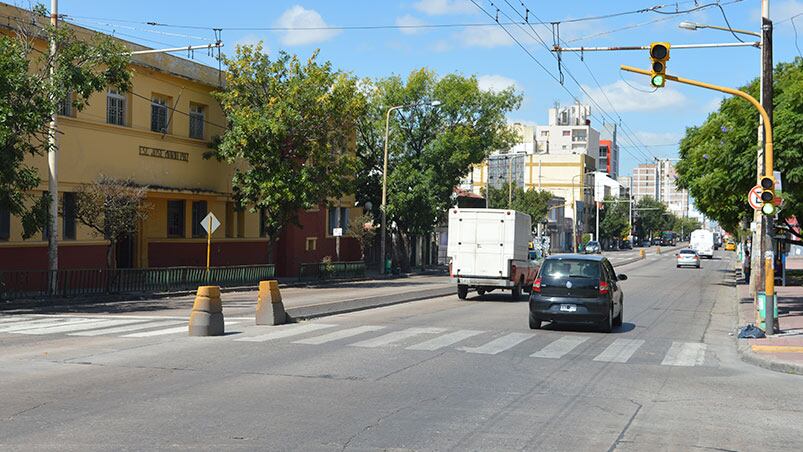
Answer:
[
  {"left": 328, "top": 207, "right": 349, "bottom": 235},
  {"left": 151, "top": 95, "right": 169, "bottom": 133},
  {"left": 189, "top": 103, "right": 205, "bottom": 140},
  {"left": 167, "top": 200, "right": 185, "bottom": 238},
  {"left": 0, "top": 201, "right": 9, "bottom": 241},
  {"left": 62, "top": 192, "right": 76, "bottom": 240},
  {"left": 191, "top": 201, "right": 208, "bottom": 238},
  {"left": 599, "top": 146, "right": 608, "bottom": 158},
  {"left": 106, "top": 88, "right": 126, "bottom": 126},
  {"left": 305, "top": 237, "right": 317, "bottom": 251},
  {"left": 562, "top": 130, "right": 571, "bottom": 136},
  {"left": 259, "top": 207, "right": 267, "bottom": 237},
  {"left": 57, "top": 91, "right": 72, "bottom": 117},
  {"left": 540, "top": 130, "right": 549, "bottom": 137}
]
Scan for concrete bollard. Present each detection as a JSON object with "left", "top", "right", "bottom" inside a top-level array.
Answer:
[
  {"left": 656, "top": 246, "right": 662, "bottom": 255},
  {"left": 640, "top": 249, "right": 646, "bottom": 259},
  {"left": 189, "top": 285, "right": 224, "bottom": 336},
  {"left": 256, "top": 280, "right": 287, "bottom": 325}
]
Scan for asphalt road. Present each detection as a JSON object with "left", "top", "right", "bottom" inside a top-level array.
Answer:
[{"left": 1, "top": 250, "right": 802, "bottom": 451}]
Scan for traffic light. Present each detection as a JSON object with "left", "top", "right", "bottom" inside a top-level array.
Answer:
[
  {"left": 760, "top": 175, "right": 776, "bottom": 215},
  {"left": 649, "top": 42, "right": 670, "bottom": 88}
]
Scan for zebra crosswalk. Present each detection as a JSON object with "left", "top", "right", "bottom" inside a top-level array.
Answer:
[{"left": 0, "top": 314, "right": 712, "bottom": 367}]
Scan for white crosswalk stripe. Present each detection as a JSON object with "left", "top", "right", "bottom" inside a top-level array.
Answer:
[
  {"left": 350, "top": 327, "right": 446, "bottom": 348},
  {"left": 69, "top": 320, "right": 185, "bottom": 337},
  {"left": 459, "top": 332, "right": 535, "bottom": 355},
  {"left": 531, "top": 336, "right": 589, "bottom": 359},
  {"left": 661, "top": 342, "right": 707, "bottom": 366},
  {"left": 17, "top": 318, "right": 145, "bottom": 335},
  {"left": 593, "top": 338, "right": 645, "bottom": 363},
  {"left": 406, "top": 329, "right": 485, "bottom": 351},
  {"left": 0, "top": 318, "right": 93, "bottom": 333},
  {"left": 123, "top": 320, "right": 241, "bottom": 338},
  {"left": 293, "top": 325, "right": 385, "bottom": 345},
  {"left": 234, "top": 323, "right": 337, "bottom": 342},
  {"left": 0, "top": 316, "right": 35, "bottom": 324}
]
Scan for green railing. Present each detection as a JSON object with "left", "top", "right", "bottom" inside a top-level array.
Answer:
[
  {"left": 298, "top": 261, "right": 366, "bottom": 282},
  {"left": 0, "top": 264, "right": 275, "bottom": 300}
]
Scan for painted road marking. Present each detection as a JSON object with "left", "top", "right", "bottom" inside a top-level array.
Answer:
[
  {"left": 16, "top": 319, "right": 145, "bottom": 335},
  {"left": 123, "top": 320, "right": 241, "bottom": 338},
  {"left": 0, "top": 317, "right": 34, "bottom": 324},
  {"left": 531, "top": 336, "right": 589, "bottom": 359},
  {"left": 234, "top": 323, "right": 337, "bottom": 342},
  {"left": 0, "top": 318, "right": 95, "bottom": 333},
  {"left": 406, "top": 329, "right": 485, "bottom": 351},
  {"left": 350, "top": 327, "right": 446, "bottom": 348},
  {"left": 593, "top": 339, "right": 645, "bottom": 363},
  {"left": 661, "top": 342, "right": 707, "bottom": 366},
  {"left": 293, "top": 325, "right": 386, "bottom": 345},
  {"left": 69, "top": 320, "right": 185, "bottom": 337},
  {"left": 751, "top": 345, "right": 803, "bottom": 353},
  {"left": 459, "top": 332, "right": 535, "bottom": 355}
]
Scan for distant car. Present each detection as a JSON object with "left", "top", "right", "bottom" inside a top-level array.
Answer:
[
  {"left": 641, "top": 240, "right": 651, "bottom": 248},
  {"left": 724, "top": 241, "right": 736, "bottom": 251},
  {"left": 620, "top": 240, "right": 632, "bottom": 250},
  {"left": 676, "top": 248, "right": 701, "bottom": 268},
  {"left": 652, "top": 238, "right": 662, "bottom": 246},
  {"left": 584, "top": 241, "right": 601, "bottom": 254},
  {"left": 529, "top": 254, "right": 626, "bottom": 332}
]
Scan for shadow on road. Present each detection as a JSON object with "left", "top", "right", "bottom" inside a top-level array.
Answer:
[{"left": 542, "top": 321, "right": 636, "bottom": 334}]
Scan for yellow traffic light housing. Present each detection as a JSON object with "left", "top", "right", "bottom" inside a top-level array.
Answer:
[
  {"left": 760, "top": 175, "right": 776, "bottom": 215},
  {"left": 649, "top": 42, "right": 670, "bottom": 88}
]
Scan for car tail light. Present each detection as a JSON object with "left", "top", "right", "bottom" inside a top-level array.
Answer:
[
  {"left": 532, "top": 277, "right": 541, "bottom": 293},
  {"left": 599, "top": 280, "right": 610, "bottom": 295}
]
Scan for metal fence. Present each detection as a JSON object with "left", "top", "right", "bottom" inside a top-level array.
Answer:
[
  {"left": 298, "top": 261, "right": 366, "bottom": 282},
  {"left": 0, "top": 264, "right": 275, "bottom": 300}
]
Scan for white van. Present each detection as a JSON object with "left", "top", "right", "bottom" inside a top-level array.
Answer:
[{"left": 690, "top": 229, "right": 714, "bottom": 259}]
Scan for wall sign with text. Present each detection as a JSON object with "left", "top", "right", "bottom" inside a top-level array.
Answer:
[{"left": 139, "top": 145, "right": 189, "bottom": 163}]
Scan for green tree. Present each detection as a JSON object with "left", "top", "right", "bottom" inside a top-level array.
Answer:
[
  {"left": 356, "top": 69, "right": 521, "bottom": 270},
  {"left": 484, "top": 185, "right": 552, "bottom": 226},
  {"left": 211, "top": 45, "right": 364, "bottom": 258},
  {"left": 599, "top": 196, "right": 630, "bottom": 243},
  {"left": 676, "top": 58, "right": 803, "bottom": 232},
  {"left": 0, "top": 5, "right": 131, "bottom": 237},
  {"left": 635, "top": 196, "right": 669, "bottom": 239}
]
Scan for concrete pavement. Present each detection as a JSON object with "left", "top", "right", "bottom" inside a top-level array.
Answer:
[{"left": 1, "top": 249, "right": 801, "bottom": 450}]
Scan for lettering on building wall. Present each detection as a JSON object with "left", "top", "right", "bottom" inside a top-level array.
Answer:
[{"left": 139, "top": 146, "right": 189, "bottom": 162}]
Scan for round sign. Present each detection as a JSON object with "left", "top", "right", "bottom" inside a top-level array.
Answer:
[{"left": 748, "top": 185, "right": 762, "bottom": 210}]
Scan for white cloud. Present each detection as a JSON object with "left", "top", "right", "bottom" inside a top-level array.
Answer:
[
  {"left": 633, "top": 131, "right": 683, "bottom": 146},
  {"left": 233, "top": 34, "right": 268, "bottom": 52},
  {"left": 477, "top": 74, "right": 519, "bottom": 92},
  {"left": 395, "top": 14, "right": 426, "bottom": 35},
  {"left": 275, "top": 5, "right": 340, "bottom": 46},
  {"left": 431, "top": 39, "right": 452, "bottom": 52},
  {"left": 703, "top": 97, "right": 724, "bottom": 114},
  {"left": 456, "top": 26, "right": 514, "bottom": 48},
  {"left": 582, "top": 80, "right": 687, "bottom": 112},
  {"left": 413, "top": 0, "right": 474, "bottom": 16}
]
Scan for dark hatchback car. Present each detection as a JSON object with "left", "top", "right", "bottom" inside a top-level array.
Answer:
[{"left": 529, "top": 254, "right": 626, "bottom": 332}]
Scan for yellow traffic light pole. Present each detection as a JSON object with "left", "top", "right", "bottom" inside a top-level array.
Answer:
[{"left": 621, "top": 64, "right": 776, "bottom": 332}]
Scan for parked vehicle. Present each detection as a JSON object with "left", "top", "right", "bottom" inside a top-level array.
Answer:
[
  {"left": 448, "top": 208, "right": 539, "bottom": 301},
  {"left": 652, "top": 237, "right": 662, "bottom": 246},
  {"left": 713, "top": 232, "right": 723, "bottom": 250},
  {"left": 690, "top": 229, "right": 715, "bottom": 259},
  {"left": 584, "top": 241, "right": 601, "bottom": 254},
  {"left": 529, "top": 254, "right": 626, "bottom": 332},
  {"left": 676, "top": 248, "right": 701, "bottom": 268},
  {"left": 641, "top": 240, "right": 651, "bottom": 248},
  {"left": 660, "top": 231, "right": 676, "bottom": 246},
  {"left": 724, "top": 240, "right": 736, "bottom": 251},
  {"left": 620, "top": 240, "right": 632, "bottom": 250}
]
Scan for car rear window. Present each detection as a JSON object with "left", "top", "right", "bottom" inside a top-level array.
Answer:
[
  {"left": 679, "top": 249, "right": 696, "bottom": 255},
  {"left": 540, "top": 259, "right": 600, "bottom": 280}
]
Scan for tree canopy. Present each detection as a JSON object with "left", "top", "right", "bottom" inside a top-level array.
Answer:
[
  {"left": 485, "top": 185, "right": 552, "bottom": 227},
  {"left": 599, "top": 196, "right": 630, "bottom": 242},
  {"left": 0, "top": 6, "right": 131, "bottom": 237}
]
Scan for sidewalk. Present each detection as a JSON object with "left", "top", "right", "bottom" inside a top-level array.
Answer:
[{"left": 735, "top": 267, "right": 803, "bottom": 375}]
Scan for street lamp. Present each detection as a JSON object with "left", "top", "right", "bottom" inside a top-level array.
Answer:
[
  {"left": 570, "top": 171, "right": 596, "bottom": 253},
  {"left": 380, "top": 100, "right": 442, "bottom": 274},
  {"left": 678, "top": 21, "right": 761, "bottom": 37}
]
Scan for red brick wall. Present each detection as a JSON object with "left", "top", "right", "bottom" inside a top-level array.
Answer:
[
  {"left": 275, "top": 208, "right": 360, "bottom": 277},
  {"left": 0, "top": 244, "right": 107, "bottom": 271},
  {"left": 147, "top": 241, "right": 269, "bottom": 267}
]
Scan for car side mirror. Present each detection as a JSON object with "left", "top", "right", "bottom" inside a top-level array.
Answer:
[{"left": 617, "top": 274, "right": 628, "bottom": 281}]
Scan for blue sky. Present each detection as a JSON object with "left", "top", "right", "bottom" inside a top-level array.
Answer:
[{"left": 18, "top": 0, "right": 803, "bottom": 176}]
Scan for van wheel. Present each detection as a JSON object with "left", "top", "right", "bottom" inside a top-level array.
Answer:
[
  {"left": 457, "top": 285, "right": 468, "bottom": 300},
  {"left": 476, "top": 288, "right": 486, "bottom": 297},
  {"left": 511, "top": 282, "right": 522, "bottom": 301},
  {"left": 529, "top": 312, "right": 542, "bottom": 329}
]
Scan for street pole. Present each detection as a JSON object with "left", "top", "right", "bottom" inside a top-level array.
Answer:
[
  {"left": 380, "top": 107, "right": 394, "bottom": 275},
  {"left": 596, "top": 201, "right": 600, "bottom": 243},
  {"left": 47, "top": 0, "right": 58, "bottom": 295}
]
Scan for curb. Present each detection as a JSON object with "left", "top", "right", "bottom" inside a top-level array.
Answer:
[
  {"left": 731, "top": 268, "right": 803, "bottom": 375},
  {"left": 286, "top": 286, "right": 455, "bottom": 321}
]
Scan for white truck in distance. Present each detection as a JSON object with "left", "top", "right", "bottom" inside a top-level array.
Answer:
[
  {"left": 690, "top": 229, "right": 715, "bottom": 259},
  {"left": 447, "top": 208, "right": 540, "bottom": 301}
]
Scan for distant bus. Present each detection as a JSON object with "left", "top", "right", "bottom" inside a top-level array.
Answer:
[{"left": 660, "top": 231, "right": 676, "bottom": 246}]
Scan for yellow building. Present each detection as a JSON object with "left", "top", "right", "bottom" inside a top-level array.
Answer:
[{"left": 0, "top": 3, "right": 360, "bottom": 274}]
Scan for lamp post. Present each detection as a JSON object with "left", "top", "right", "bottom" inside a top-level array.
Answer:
[
  {"left": 570, "top": 171, "right": 596, "bottom": 253},
  {"left": 380, "top": 100, "right": 442, "bottom": 274}
]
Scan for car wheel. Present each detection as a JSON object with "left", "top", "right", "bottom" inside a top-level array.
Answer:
[
  {"left": 511, "top": 282, "right": 522, "bottom": 301},
  {"left": 676, "top": 264, "right": 680, "bottom": 268},
  {"left": 476, "top": 288, "right": 486, "bottom": 297},
  {"left": 599, "top": 306, "right": 613, "bottom": 333},
  {"left": 529, "top": 312, "right": 542, "bottom": 330},
  {"left": 457, "top": 284, "right": 468, "bottom": 300},
  {"left": 696, "top": 264, "right": 701, "bottom": 269},
  {"left": 613, "top": 303, "right": 623, "bottom": 327}
]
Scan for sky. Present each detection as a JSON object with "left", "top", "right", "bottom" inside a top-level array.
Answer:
[{"left": 11, "top": 0, "right": 803, "bottom": 177}]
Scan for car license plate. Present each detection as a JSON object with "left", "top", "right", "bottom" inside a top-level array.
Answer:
[{"left": 560, "top": 304, "right": 577, "bottom": 312}]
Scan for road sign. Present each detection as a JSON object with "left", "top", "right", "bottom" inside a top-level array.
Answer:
[
  {"left": 333, "top": 227, "right": 343, "bottom": 237},
  {"left": 748, "top": 185, "right": 762, "bottom": 210},
  {"left": 201, "top": 212, "right": 220, "bottom": 234}
]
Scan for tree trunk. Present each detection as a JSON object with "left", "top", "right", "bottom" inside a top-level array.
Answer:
[{"left": 398, "top": 233, "right": 412, "bottom": 273}]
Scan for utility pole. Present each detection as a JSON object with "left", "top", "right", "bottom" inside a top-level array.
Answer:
[{"left": 47, "top": 0, "right": 58, "bottom": 294}]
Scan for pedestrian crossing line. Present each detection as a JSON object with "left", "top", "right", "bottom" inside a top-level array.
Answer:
[
  {"left": 0, "top": 318, "right": 96, "bottom": 333},
  {"left": 531, "top": 335, "right": 589, "bottom": 359},
  {"left": 406, "top": 329, "right": 485, "bottom": 351},
  {"left": 293, "top": 325, "right": 386, "bottom": 345},
  {"left": 661, "top": 342, "right": 707, "bottom": 366},
  {"left": 69, "top": 320, "right": 185, "bottom": 337},
  {"left": 122, "top": 320, "right": 241, "bottom": 338},
  {"left": 16, "top": 318, "right": 146, "bottom": 335},
  {"left": 459, "top": 332, "right": 536, "bottom": 355},
  {"left": 350, "top": 327, "right": 447, "bottom": 348},
  {"left": 234, "top": 323, "right": 338, "bottom": 343},
  {"left": 0, "top": 316, "right": 34, "bottom": 324},
  {"left": 593, "top": 338, "right": 646, "bottom": 363}
]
